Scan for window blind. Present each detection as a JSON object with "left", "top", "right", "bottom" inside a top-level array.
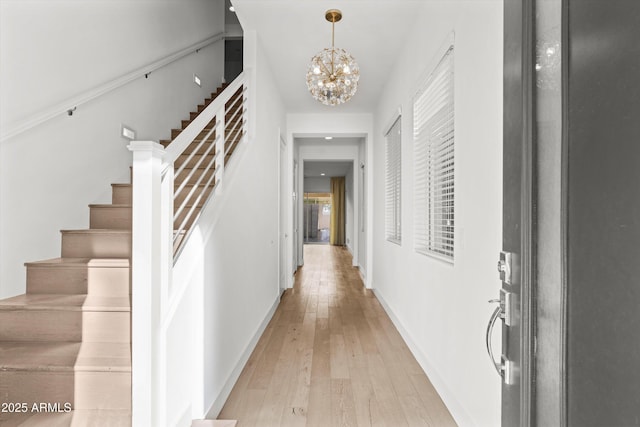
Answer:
[
  {"left": 414, "top": 46, "right": 454, "bottom": 260},
  {"left": 385, "top": 116, "right": 402, "bottom": 243}
]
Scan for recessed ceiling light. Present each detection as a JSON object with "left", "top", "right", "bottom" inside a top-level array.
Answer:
[
  {"left": 325, "top": 136, "right": 333, "bottom": 140},
  {"left": 229, "top": 6, "right": 235, "bottom": 12},
  {"left": 321, "top": 173, "right": 326, "bottom": 176}
]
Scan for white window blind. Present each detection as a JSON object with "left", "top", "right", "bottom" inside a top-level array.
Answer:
[
  {"left": 414, "top": 46, "right": 454, "bottom": 261},
  {"left": 385, "top": 116, "right": 402, "bottom": 243}
]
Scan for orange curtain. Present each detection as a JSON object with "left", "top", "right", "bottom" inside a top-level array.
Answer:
[{"left": 330, "top": 177, "right": 345, "bottom": 245}]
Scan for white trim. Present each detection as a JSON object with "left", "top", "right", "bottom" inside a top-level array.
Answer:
[
  {"left": 204, "top": 295, "right": 280, "bottom": 419},
  {"left": 413, "top": 31, "right": 456, "bottom": 94},
  {"left": 373, "top": 289, "right": 475, "bottom": 427},
  {"left": 382, "top": 106, "right": 402, "bottom": 137},
  {"left": 358, "top": 266, "right": 367, "bottom": 284},
  {"left": 1, "top": 32, "right": 225, "bottom": 143},
  {"left": 278, "top": 130, "right": 289, "bottom": 292},
  {"left": 298, "top": 143, "right": 362, "bottom": 265}
]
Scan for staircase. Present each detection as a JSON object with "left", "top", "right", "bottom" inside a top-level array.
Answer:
[
  {"left": 0, "top": 83, "right": 242, "bottom": 426},
  {"left": 0, "top": 189, "right": 132, "bottom": 426}
]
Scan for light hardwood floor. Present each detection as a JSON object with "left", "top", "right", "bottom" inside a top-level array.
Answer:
[{"left": 218, "top": 245, "right": 457, "bottom": 427}]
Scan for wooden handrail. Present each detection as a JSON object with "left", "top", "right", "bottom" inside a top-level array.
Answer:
[{"left": 1, "top": 32, "right": 225, "bottom": 143}]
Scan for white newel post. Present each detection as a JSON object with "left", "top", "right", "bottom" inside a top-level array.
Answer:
[{"left": 128, "top": 141, "right": 166, "bottom": 427}]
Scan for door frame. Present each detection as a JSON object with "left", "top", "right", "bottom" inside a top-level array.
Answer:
[
  {"left": 520, "top": 0, "right": 536, "bottom": 423},
  {"left": 278, "top": 133, "right": 289, "bottom": 293},
  {"left": 502, "top": 0, "right": 536, "bottom": 424},
  {"left": 295, "top": 138, "right": 364, "bottom": 272}
]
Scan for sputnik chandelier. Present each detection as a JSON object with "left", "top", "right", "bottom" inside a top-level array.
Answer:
[{"left": 306, "top": 9, "right": 360, "bottom": 106}]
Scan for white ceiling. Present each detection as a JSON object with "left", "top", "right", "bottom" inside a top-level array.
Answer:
[
  {"left": 231, "top": 0, "right": 426, "bottom": 113},
  {"left": 304, "top": 160, "right": 352, "bottom": 178}
]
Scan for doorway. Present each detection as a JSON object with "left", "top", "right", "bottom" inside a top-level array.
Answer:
[
  {"left": 303, "top": 193, "right": 331, "bottom": 244},
  {"left": 294, "top": 137, "right": 367, "bottom": 279}
]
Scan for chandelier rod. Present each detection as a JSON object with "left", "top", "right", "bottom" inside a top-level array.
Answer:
[{"left": 331, "top": 21, "right": 335, "bottom": 74}]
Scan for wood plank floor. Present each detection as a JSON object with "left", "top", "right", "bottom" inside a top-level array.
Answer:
[{"left": 218, "top": 245, "right": 457, "bottom": 427}]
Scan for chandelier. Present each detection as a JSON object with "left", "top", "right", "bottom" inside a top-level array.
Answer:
[{"left": 306, "top": 9, "right": 360, "bottom": 106}]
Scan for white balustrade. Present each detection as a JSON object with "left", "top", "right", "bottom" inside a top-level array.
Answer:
[{"left": 128, "top": 71, "right": 248, "bottom": 426}]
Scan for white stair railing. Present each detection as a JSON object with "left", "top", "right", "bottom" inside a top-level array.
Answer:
[
  {"left": 127, "top": 70, "right": 249, "bottom": 426},
  {"left": 166, "top": 78, "right": 247, "bottom": 259}
]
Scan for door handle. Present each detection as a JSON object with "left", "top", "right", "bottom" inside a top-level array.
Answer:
[
  {"left": 486, "top": 301, "right": 503, "bottom": 376},
  {"left": 486, "top": 297, "right": 517, "bottom": 384}
]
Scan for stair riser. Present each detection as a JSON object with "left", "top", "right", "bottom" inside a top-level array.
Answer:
[
  {"left": 174, "top": 208, "right": 200, "bottom": 231},
  {"left": 196, "top": 127, "right": 216, "bottom": 141},
  {"left": 61, "top": 233, "right": 131, "bottom": 259},
  {"left": 183, "top": 117, "right": 218, "bottom": 130},
  {"left": 222, "top": 125, "right": 242, "bottom": 138},
  {"left": 174, "top": 169, "right": 215, "bottom": 186},
  {"left": 75, "top": 371, "right": 131, "bottom": 410},
  {"left": 82, "top": 311, "right": 130, "bottom": 343},
  {"left": 169, "top": 127, "right": 216, "bottom": 147},
  {"left": 175, "top": 154, "right": 216, "bottom": 170},
  {"left": 0, "top": 371, "right": 74, "bottom": 407},
  {"left": 111, "top": 186, "right": 132, "bottom": 204},
  {"left": 89, "top": 206, "right": 132, "bottom": 230},
  {"left": 224, "top": 120, "right": 243, "bottom": 131},
  {"left": 174, "top": 187, "right": 213, "bottom": 207},
  {"left": 174, "top": 199, "right": 205, "bottom": 214},
  {"left": 0, "top": 372, "right": 132, "bottom": 411},
  {"left": 178, "top": 141, "right": 215, "bottom": 155},
  {"left": 0, "top": 311, "right": 129, "bottom": 342},
  {"left": 27, "top": 266, "right": 130, "bottom": 297},
  {"left": 225, "top": 93, "right": 243, "bottom": 108}
]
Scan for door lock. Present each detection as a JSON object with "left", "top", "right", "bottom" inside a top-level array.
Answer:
[
  {"left": 497, "top": 251, "right": 512, "bottom": 284},
  {"left": 501, "top": 356, "right": 516, "bottom": 386},
  {"left": 488, "top": 289, "right": 515, "bottom": 326}
]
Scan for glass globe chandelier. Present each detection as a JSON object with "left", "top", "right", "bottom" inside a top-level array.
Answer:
[{"left": 306, "top": 9, "right": 360, "bottom": 106}]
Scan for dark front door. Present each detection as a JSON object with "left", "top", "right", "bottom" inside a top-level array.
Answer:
[{"left": 566, "top": 1, "right": 640, "bottom": 425}]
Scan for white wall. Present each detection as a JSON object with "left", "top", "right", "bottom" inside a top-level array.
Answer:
[
  {"left": 188, "top": 32, "right": 285, "bottom": 422},
  {"left": 303, "top": 176, "right": 331, "bottom": 193},
  {"left": 0, "top": 0, "right": 225, "bottom": 298},
  {"left": 372, "top": 1, "right": 503, "bottom": 426}
]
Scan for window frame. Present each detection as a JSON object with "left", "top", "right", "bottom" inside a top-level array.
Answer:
[
  {"left": 384, "top": 111, "right": 402, "bottom": 245},
  {"left": 413, "top": 45, "right": 455, "bottom": 262}
]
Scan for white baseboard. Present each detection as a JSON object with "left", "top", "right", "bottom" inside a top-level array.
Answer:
[
  {"left": 357, "top": 266, "right": 367, "bottom": 287},
  {"left": 204, "top": 295, "right": 280, "bottom": 419},
  {"left": 373, "top": 290, "right": 475, "bottom": 427}
]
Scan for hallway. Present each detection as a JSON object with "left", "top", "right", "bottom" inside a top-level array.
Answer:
[{"left": 218, "top": 245, "right": 456, "bottom": 426}]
